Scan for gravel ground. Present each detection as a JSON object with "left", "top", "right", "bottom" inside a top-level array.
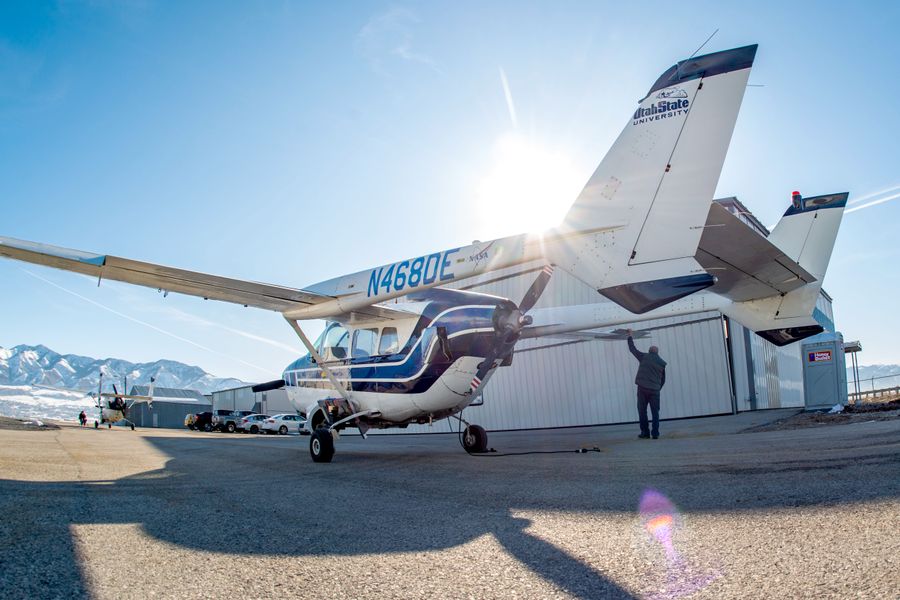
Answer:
[
  {"left": 744, "top": 399, "right": 900, "bottom": 432},
  {"left": 0, "top": 410, "right": 897, "bottom": 599}
]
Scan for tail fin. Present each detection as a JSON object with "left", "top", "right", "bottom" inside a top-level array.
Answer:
[
  {"left": 548, "top": 45, "right": 757, "bottom": 313},
  {"left": 723, "top": 192, "right": 848, "bottom": 345}
]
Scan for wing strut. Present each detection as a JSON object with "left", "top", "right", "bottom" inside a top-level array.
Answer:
[{"left": 284, "top": 317, "right": 353, "bottom": 405}]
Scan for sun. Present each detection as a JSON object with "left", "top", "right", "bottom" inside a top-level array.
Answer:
[{"left": 475, "top": 133, "right": 584, "bottom": 239}]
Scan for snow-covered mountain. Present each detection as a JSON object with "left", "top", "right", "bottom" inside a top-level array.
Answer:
[
  {"left": 0, "top": 384, "right": 96, "bottom": 422},
  {"left": 0, "top": 344, "right": 250, "bottom": 395},
  {"left": 846, "top": 364, "right": 900, "bottom": 392}
]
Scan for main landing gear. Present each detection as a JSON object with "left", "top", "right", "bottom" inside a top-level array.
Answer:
[
  {"left": 463, "top": 424, "right": 488, "bottom": 454},
  {"left": 453, "top": 414, "right": 488, "bottom": 454},
  {"left": 310, "top": 428, "right": 335, "bottom": 463}
]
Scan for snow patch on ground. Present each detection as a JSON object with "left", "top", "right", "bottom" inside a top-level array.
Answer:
[{"left": 0, "top": 385, "right": 94, "bottom": 422}]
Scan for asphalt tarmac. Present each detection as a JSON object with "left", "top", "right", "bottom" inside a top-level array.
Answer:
[{"left": 0, "top": 410, "right": 898, "bottom": 599}]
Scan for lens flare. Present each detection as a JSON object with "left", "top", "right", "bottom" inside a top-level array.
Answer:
[{"left": 637, "top": 489, "right": 721, "bottom": 599}]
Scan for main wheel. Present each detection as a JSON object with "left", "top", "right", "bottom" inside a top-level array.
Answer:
[
  {"left": 130, "top": 423, "right": 135, "bottom": 431},
  {"left": 279, "top": 425, "right": 288, "bottom": 435},
  {"left": 226, "top": 422, "right": 236, "bottom": 434},
  {"left": 310, "top": 428, "right": 335, "bottom": 463},
  {"left": 463, "top": 424, "right": 488, "bottom": 453},
  {"left": 108, "top": 423, "right": 112, "bottom": 429}
]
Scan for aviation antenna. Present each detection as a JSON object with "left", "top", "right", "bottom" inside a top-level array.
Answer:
[
  {"left": 688, "top": 28, "right": 719, "bottom": 61},
  {"left": 675, "top": 29, "right": 719, "bottom": 81}
]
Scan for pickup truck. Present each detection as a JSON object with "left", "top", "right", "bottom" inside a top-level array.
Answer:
[{"left": 211, "top": 409, "right": 254, "bottom": 433}]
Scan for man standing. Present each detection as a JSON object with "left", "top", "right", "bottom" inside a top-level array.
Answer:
[{"left": 625, "top": 329, "right": 666, "bottom": 439}]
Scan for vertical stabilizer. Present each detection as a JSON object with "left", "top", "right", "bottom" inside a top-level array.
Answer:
[{"left": 549, "top": 45, "right": 757, "bottom": 313}]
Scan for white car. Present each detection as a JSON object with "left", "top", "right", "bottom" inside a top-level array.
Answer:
[
  {"left": 236, "top": 414, "right": 270, "bottom": 434},
  {"left": 262, "top": 414, "right": 304, "bottom": 435}
]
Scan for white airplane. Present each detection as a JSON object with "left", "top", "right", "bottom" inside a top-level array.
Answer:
[
  {"left": 0, "top": 44, "right": 846, "bottom": 462},
  {"left": 89, "top": 374, "right": 155, "bottom": 430}
]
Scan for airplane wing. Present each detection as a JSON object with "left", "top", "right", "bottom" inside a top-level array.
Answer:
[{"left": 0, "top": 236, "right": 333, "bottom": 312}]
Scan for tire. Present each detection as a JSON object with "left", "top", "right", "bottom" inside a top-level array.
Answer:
[
  {"left": 250, "top": 425, "right": 259, "bottom": 434},
  {"left": 203, "top": 423, "right": 212, "bottom": 432},
  {"left": 130, "top": 424, "right": 135, "bottom": 431},
  {"left": 279, "top": 425, "right": 288, "bottom": 435},
  {"left": 310, "top": 428, "right": 335, "bottom": 463},
  {"left": 226, "top": 422, "right": 236, "bottom": 434},
  {"left": 462, "top": 424, "right": 488, "bottom": 453}
]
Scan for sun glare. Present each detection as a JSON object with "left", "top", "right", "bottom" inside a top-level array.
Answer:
[{"left": 475, "top": 133, "right": 584, "bottom": 239}]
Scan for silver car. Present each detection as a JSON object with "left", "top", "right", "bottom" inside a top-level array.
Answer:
[
  {"left": 262, "top": 414, "right": 304, "bottom": 435},
  {"left": 236, "top": 413, "right": 270, "bottom": 434}
]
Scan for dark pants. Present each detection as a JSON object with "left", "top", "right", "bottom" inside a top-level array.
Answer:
[{"left": 637, "top": 386, "right": 660, "bottom": 437}]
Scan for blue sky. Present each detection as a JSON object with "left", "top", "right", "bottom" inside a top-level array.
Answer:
[{"left": 1, "top": 1, "right": 899, "bottom": 381}]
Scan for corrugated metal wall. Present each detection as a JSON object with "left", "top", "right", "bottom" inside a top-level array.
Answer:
[
  {"left": 130, "top": 400, "right": 211, "bottom": 429},
  {"left": 394, "top": 266, "right": 734, "bottom": 432},
  {"left": 466, "top": 311, "right": 734, "bottom": 430},
  {"left": 727, "top": 319, "right": 804, "bottom": 411}
]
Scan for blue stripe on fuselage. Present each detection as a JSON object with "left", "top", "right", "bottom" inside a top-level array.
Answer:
[{"left": 283, "top": 289, "right": 510, "bottom": 394}]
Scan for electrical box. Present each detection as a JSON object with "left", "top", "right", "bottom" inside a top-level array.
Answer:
[{"left": 801, "top": 332, "right": 848, "bottom": 409}]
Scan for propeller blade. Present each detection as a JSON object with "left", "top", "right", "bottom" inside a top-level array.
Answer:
[
  {"left": 470, "top": 265, "right": 554, "bottom": 395},
  {"left": 112, "top": 384, "right": 119, "bottom": 395},
  {"left": 518, "top": 265, "right": 553, "bottom": 314}
]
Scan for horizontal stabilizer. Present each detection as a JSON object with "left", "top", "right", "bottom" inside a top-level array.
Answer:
[{"left": 696, "top": 202, "right": 816, "bottom": 302}]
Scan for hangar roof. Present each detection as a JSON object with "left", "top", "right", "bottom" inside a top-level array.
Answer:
[{"left": 128, "top": 386, "right": 207, "bottom": 403}]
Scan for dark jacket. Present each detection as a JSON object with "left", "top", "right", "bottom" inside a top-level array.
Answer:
[{"left": 628, "top": 337, "right": 666, "bottom": 392}]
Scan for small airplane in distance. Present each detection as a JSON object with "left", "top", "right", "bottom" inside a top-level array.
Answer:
[
  {"left": 88, "top": 374, "right": 155, "bottom": 430},
  {"left": 0, "top": 44, "right": 847, "bottom": 462}
]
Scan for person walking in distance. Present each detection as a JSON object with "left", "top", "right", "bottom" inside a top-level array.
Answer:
[{"left": 625, "top": 329, "right": 666, "bottom": 439}]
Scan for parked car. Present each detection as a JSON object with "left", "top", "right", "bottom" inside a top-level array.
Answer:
[
  {"left": 212, "top": 409, "right": 254, "bottom": 433},
  {"left": 236, "top": 413, "right": 270, "bottom": 434},
  {"left": 262, "top": 414, "right": 304, "bottom": 435},
  {"left": 193, "top": 411, "right": 213, "bottom": 432}
]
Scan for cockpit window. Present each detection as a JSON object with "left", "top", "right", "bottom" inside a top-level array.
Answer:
[
  {"left": 321, "top": 323, "right": 350, "bottom": 359},
  {"left": 379, "top": 327, "right": 400, "bottom": 355},
  {"left": 352, "top": 328, "right": 378, "bottom": 358}
]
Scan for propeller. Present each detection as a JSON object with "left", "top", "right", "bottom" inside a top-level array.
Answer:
[{"left": 470, "top": 265, "right": 554, "bottom": 393}]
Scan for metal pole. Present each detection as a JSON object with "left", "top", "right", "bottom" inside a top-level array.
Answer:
[{"left": 284, "top": 317, "right": 353, "bottom": 404}]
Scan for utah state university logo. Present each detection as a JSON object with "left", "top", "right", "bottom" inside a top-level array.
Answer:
[{"left": 632, "top": 87, "right": 690, "bottom": 125}]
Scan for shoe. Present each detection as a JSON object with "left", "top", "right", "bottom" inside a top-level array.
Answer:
[
  {"left": 638, "top": 433, "right": 650, "bottom": 439},
  {"left": 652, "top": 435, "right": 659, "bottom": 439}
]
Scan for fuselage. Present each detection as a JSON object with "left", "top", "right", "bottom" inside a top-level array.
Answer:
[{"left": 282, "top": 288, "right": 514, "bottom": 427}]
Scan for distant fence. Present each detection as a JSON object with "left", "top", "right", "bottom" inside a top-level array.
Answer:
[
  {"left": 846, "top": 372, "right": 900, "bottom": 394},
  {"left": 848, "top": 385, "right": 900, "bottom": 402}
]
